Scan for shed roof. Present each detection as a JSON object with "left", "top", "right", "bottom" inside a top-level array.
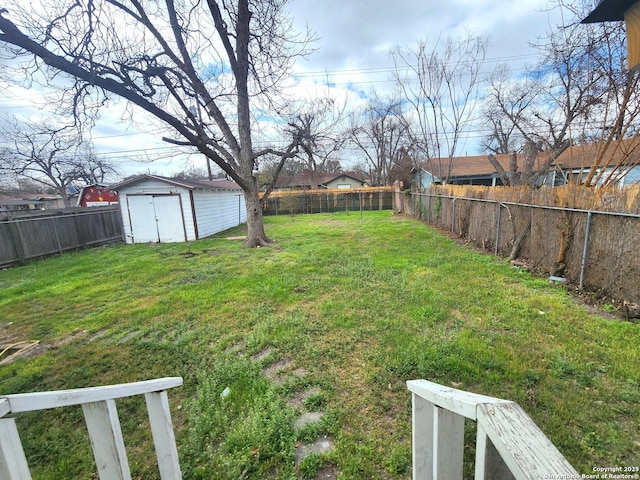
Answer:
[{"left": 109, "top": 174, "right": 242, "bottom": 192}]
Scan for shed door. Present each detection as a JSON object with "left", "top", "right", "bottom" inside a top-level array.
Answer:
[
  {"left": 153, "top": 195, "right": 185, "bottom": 242},
  {"left": 127, "top": 194, "right": 185, "bottom": 243}
]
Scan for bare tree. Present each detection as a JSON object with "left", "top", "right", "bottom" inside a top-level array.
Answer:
[
  {"left": 484, "top": 0, "right": 640, "bottom": 188},
  {"left": 480, "top": 67, "right": 526, "bottom": 155},
  {"left": 570, "top": 0, "right": 640, "bottom": 186},
  {"left": 0, "top": 0, "right": 313, "bottom": 246},
  {"left": 392, "top": 33, "right": 488, "bottom": 183},
  {"left": 0, "top": 117, "right": 115, "bottom": 206},
  {"left": 388, "top": 146, "right": 416, "bottom": 188},
  {"left": 285, "top": 95, "right": 348, "bottom": 189},
  {"left": 348, "top": 93, "right": 409, "bottom": 186}
]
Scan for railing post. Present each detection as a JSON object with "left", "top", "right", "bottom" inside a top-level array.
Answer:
[
  {"left": 145, "top": 391, "right": 182, "bottom": 480},
  {"left": 475, "top": 423, "right": 514, "bottom": 480},
  {"left": 82, "top": 399, "right": 132, "bottom": 480},
  {"left": 0, "top": 417, "right": 32, "bottom": 480},
  {"left": 412, "top": 393, "right": 464, "bottom": 480},
  {"left": 412, "top": 393, "right": 433, "bottom": 479},
  {"left": 433, "top": 407, "right": 464, "bottom": 479}
]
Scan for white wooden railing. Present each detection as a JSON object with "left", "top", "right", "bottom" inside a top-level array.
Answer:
[
  {"left": 0, "top": 377, "right": 183, "bottom": 480},
  {"left": 408, "top": 379, "right": 579, "bottom": 480}
]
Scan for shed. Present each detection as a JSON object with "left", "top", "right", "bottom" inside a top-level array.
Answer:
[{"left": 109, "top": 175, "right": 246, "bottom": 244}]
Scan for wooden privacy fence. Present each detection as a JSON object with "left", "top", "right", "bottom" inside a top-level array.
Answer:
[
  {"left": 261, "top": 187, "right": 394, "bottom": 216},
  {"left": 0, "top": 206, "right": 123, "bottom": 267},
  {"left": 0, "top": 377, "right": 183, "bottom": 480},
  {"left": 407, "top": 379, "right": 578, "bottom": 479},
  {"left": 409, "top": 191, "right": 640, "bottom": 305}
]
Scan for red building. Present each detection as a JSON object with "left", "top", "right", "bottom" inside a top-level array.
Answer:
[{"left": 76, "top": 185, "right": 119, "bottom": 207}]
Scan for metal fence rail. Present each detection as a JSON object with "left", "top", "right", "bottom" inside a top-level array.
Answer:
[{"left": 0, "top": 206, "right": 123, "bottom": 267}]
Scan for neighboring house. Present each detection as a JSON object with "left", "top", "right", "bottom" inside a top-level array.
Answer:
[
  {"left": 0, "top": 194, "right": 43, "bottom": 212},
  {"left": 550, "top": 141, "right": 640, "bottom": 186},
  {"left": 0, "top": 193, "right": 71, "bottom": 212},
  {"left": 28, "top": 195, "right": 66, "bottom": 209},
  {"left": 109, "top": 175, "right": 246, "bottom": 244},
  {"left": 413, "top": 155, "right": 511, "bottom": 190},
  {"left": 325, "top": 172, "right": 369, "bottom": 189},
  {"left": 413, "top": 140, "right": 640, "bottom": 189},
  {"left": 76, "top": 184, "right": 119, "bottom": 207},
  {"left": 273, "top": 171, "right": 368, "bottom": 190}
]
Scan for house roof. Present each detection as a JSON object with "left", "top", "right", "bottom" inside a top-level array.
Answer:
[
  {"left": 581, "top": 0, "right": 636, "bottom": 23},
  {"left": 417, "top": 154, "right": 514, "bottom": 179},
  {"left": 109, "top": 174, "right": 242, "bottom": 192},
  {"left": 417, "top": 138, "right": 640, "bottom": 180},
  {"left": 274, "top": 171, "right": 366, "bottom": 188},
  {"left": 553, "top": 138, "right": 640, "bottom": 169}
]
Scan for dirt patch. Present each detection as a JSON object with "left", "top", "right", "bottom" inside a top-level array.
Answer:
[
  {"left": 117, "top": 330, "right": 143, "bottom": 344},
  {"left": 295, "top": 411, "right": 325, "bottom": 429},
  {"left": 250, "top": 346, "right": 273, "bottom": 362},
  {"left": 570, "top": 290, "right": 628, "bottom": 321},
  {"left": 262, "top": 358, "right": 291, "bottom": 384},
  {"left": 292, "top": 367, "right": 307, "bottom": 378},
  {"left": 289, "top": 386, "right": 321, "bottom": 409},
  {"left": 295, "top": 436, "right": 334, "bottom": 465},
  {"left": 89, "top": 329, "right": 111, "bottom": 342},
  {"left": 0, "top": 329, "right": 90, "bottom": 365},
  {"left": 313, "top": 466, "right": 339, "bottom": 480},
  {"left": 224, "top": 340, "right": 246, "bottom": 354},
  {"left": 0, "top": 341, "right": 42, "bottom": 365}
]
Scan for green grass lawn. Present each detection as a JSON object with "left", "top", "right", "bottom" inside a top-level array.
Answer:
[{"left": 0, "top": 211, "right": 638, "bottom": 479}]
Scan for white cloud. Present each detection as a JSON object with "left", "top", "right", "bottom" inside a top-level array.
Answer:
[{"left": 1, "top": 0, "right": 567, "bottom": 178}]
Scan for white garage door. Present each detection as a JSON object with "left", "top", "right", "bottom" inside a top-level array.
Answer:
[{"left": 127, "top": 194, "right": 186, "bottom": 243}]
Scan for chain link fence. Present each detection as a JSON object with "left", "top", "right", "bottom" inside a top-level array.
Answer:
[
  {"left": 404, "top": 185, "right": 640, "bottom": 306},
  {"left": 261, "top": 187, "right": 394, "bottom": 216}
]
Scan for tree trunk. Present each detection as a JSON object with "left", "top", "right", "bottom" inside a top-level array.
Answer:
[
  {"left": 243, "top": 185, "right": 271, "bottom": 248},
  {"left": 509, "top": 216, "right": 531, "bottom": 261}
]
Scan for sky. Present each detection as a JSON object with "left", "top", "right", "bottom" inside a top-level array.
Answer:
[{"left": 0, "top": 0, "right": 568, "bottom": 181}]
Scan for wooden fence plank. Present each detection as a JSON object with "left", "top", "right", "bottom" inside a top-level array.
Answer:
[{"left": 0, "top": 206, "right": 123, "bottom": 268}]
